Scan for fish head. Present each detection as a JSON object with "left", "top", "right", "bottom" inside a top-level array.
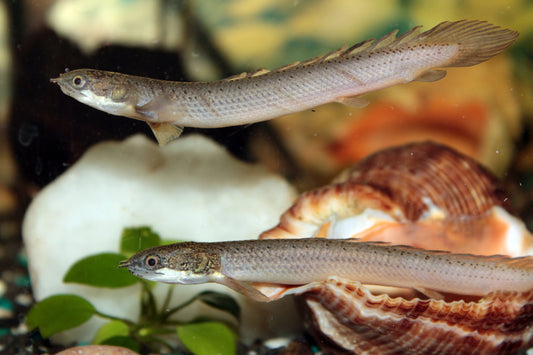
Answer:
[
  {"left": 51, "top": 69, "right": 102, "bottom": 99},
  {"left": 119, "top": 242, "right": 222, "bottom": 285},
  {"left": 51, "top": 69, "right": 135, "bottom": 116}
]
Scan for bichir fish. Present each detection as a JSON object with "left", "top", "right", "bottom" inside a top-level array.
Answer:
[
  {"left": 119, "top": 239, "right": 533, "bottom": 302},
  {"left": 51, "top": 20, "right": 518, "bottom": 145}
]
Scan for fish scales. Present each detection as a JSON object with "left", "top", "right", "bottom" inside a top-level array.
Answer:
[
  {"left": 51, "top": 20, "right": 518, "bottom": 145},
  {"left": 217, "top": 239, "right": 533, "bottom": 295}
]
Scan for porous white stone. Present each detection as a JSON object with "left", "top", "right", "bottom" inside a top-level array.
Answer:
[{"left": 23, "top": 134, "right": 298, "bottom": 344}]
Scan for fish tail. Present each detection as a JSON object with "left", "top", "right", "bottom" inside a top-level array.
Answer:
[
  {"left": 337, "top": 20, "right": 518, "bottom": 68},
  {"left": 223, "top": 20, "right": 517, "bottom": 81},
  {"left": 411, "top": 20, "right": 519, "bottom": 67}
]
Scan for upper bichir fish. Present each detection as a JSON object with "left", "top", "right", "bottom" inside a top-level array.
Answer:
[{"left": 51, "top": 20, "right": 518, "bottom": 145}]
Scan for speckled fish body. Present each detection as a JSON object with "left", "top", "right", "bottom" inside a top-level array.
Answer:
[
  {"left": 51, "top": 20, "right": 518, "bottom": 145},
  {"left": 120, "top": 238, "right": 533, "bottom": 302}
]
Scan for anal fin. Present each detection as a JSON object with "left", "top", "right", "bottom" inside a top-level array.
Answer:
[
  {"left": 336, "top": 96, "right": 370, "bottom": 108},
  {"left": 414, "top": 69, "right": 447, "bottom": 82}
]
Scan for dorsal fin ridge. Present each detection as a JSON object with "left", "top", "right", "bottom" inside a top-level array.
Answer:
[
  {"left": 224, "top": 68, "right": 271, "bottom": 81},
  {"left": 342, "top": 26, "right": 423, "bottom": 57},
  {"left": 223, "top": 20, "right": 518, "bottom": 81},
  {"left": 225, "top": 72, "right": 248, "bottom": 81},
  {"left": 346, "top": 239, "right": 533, "bottom": 270},
  {"left": 223, "top": 62, "right": 302, "bottom": 81}
]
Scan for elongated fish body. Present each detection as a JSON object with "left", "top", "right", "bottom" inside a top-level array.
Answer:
[
  {"left": 51, "top": 20, "right": 518, "bottom": 145},
  {"left": 119, "top": 239, "right": 533, "bottom": 302}
]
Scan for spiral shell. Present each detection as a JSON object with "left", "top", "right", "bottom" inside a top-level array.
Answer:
[
  {"left": 261, "top": 141, "right": 529, "bottom": 255},
  {"left": 258, "top": 141, "right": 533, "bottom": 354}
]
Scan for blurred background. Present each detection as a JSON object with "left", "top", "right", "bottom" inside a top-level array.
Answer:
[{"left": 1, "top": 0, "right": 532, "bottom": 352}]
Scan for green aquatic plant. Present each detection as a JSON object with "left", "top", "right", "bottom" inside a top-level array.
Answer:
[{"left": 26, "top": 227, "right": 239, "bottom": 354}]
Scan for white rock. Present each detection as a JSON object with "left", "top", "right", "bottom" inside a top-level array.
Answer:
[
  {"left": 23, "top": 134, "right": 298, "bottom": 344},
  {"left": 47, "top": 0, "right": 182, "bottom": 53}
]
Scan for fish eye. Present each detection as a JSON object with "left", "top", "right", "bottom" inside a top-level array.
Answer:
[
  {"left": 72, "top": 75, "right": 86, "bottom": 88},
  {"left": 145, "top": 255, "right": 160, "bottom": 268}
]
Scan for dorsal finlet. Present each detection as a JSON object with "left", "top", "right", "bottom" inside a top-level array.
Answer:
[
  {"left": 389, "top": 25, "right": 423, "bottom": 47},
  {"left": 344, "top": 39, "right": 375, "bottom": 57},
  {"left": 321, "top": 45, "right": 349, "bottom": 61},
  {"left": 249, "top": 68, "right": 270, "bottom": 77},
  {"left": 274, "top": 61, "right": 302, "bottom": 72},
  {"left": 224, "top": 63, "right": 301, "bottom": 81},
  {"left": 225, "top": 72, "right": 248, "bottom": 81},
  {"left": 367, "top": 29, "right": 399, "bottom": 51}
]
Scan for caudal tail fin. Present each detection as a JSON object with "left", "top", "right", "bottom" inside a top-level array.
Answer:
[
  {"left": 413, "top": 20, "right": 519, "bottom": 67},
  {"left": 334, "top": 20, "right": 518, "bottom": 70}
]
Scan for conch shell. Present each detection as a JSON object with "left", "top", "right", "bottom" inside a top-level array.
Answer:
[{"left": 258, "top": 141, "right": 533, "bottom": 354}]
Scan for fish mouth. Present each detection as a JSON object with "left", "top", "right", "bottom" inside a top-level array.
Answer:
[
  {"left": 118, "top": 260, "right": 130, "bottom": 268},
  {"left": 50, "top": 77, "right": 59, "bottom": 83}
]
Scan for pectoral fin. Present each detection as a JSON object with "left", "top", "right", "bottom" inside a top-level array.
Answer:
[
  {"left": 215, "top": 273, "right": 271, "bottom": 302},
  {"left": 147, "top": 122, "right": 184, "bottom": 145},
  {"left": 135, "top": 94, "right": 188, "bottom": 123},
  {"left": 134, "top": 95, "right": 172, "bottom": 121}
]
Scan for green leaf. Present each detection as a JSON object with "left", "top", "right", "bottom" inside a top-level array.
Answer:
[
  {"left": 63, "top": 253, "right": 138, "bottom": 288},
  {"left": 120, "top": 227, "right": 161, "bottom": 255},
  {"left": 197, "top": 291, "right": 240, "bottom": 320},
  {"left": 100, "top": 336, "right": 140, "bottom": 352},
  {"left": 160, "top": 239, "right": 184, "bottom": 246},
  {"left": 93, "top": 320, "right": 129, "bottom": 344},
  {"left": 177, "top": 322, "right": 236, "bottom": 355},
  {"left": 26, "top": 294, "right": 95, "bottom": 338}
]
